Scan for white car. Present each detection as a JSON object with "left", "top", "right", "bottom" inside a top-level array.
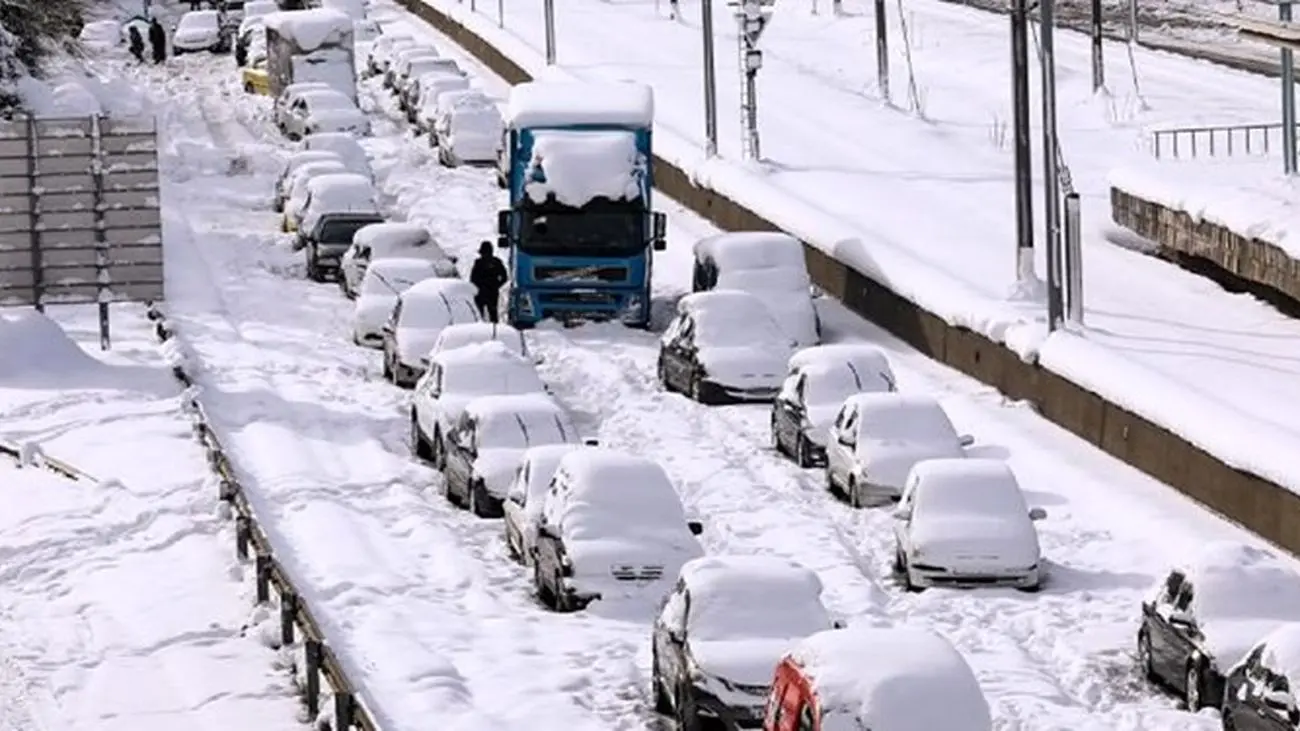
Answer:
[
  {"left": 652, "top": 556, "right": 837, "bottom": 729},
  {"left": 241, "top": 0, "right": 277, "bottom": 21},
  {"left": 442, "top": 393, "right": 580, "bottom": 518},
  {"left": 301, "top": 132, "right": 371, "bottom": 180},
  {"left": 502, "top": 444, "right": 585, "bottom": 565},
  {"left": 534, "top": 449, "right": 705, "bottom": 611},
  {"left": 433, "top": 91, "right": 504, "bottom": 165},
  {"left": 657, "top": 291, "right": 795, "bottom": 405},
  {"left": 692, "top": 232, "right": 821, "bottom": 347},
  {"left": 414, "top": 74, "right": 471, "bottom": 133},
  {"left": 274, "top": 150, "right": 342, "bottom": 212},
  {"left": 340, "top": 222, "right": 456, "bottom": 298},
  {"left": 172, "top": 10, "right": 226, "bottom": 54},
  {"left": 351, "top": 258, "right": 445, "bottom": 348},
  {"left": 825, "top": 393, "right": 972, "bottom": 507},
  {"left": 366, "top": 32, "right": 412, "bottom": 76},
  {"left": 423, "top": 322, "right": 530, "bottom": 369},
  {"left": 401, "top": 59, "right": 465, "bottom": 117},
  {"left": 281, "top": 159, "right": 347, "bottom": 232},
  {"left": 275, "top": 82, "right": 333, "bottom": 131},
  {"left": 283, "top": 89, "right": 369, "bottom": 139},
  {"left": 773, "top": 627, "right": 992, "bottom": 731},
  {"left": 295, "top": 172, "right": 379, "bottom": 236},
  {"left": 892, "top": 459, "right": 1047, "bottom": 591},
  {"left": 388, "top": 46, "right": 440, "bottom": 91},
  {"left": 381, "top": 278, "right": 480, "bottom": 387},
  {"left": 410, "top": 340, "right": 547, "bottom": 468},
  {"left": 375, "top": 37, "right": 417, "bottom": 79},
  {"left": 771, "top": 343, "right": 896, "bottom": 467}
]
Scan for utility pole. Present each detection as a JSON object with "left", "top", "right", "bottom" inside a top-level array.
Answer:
[
  {"left": 1040, "top": 0, "right": 1064, "bottom": 330},
  {"left": 543, "top": 0, "right": 557, "bottom": 65},
  {"left": 729, "top": 0, "right": 774, "bottom": 160},
  {"left": 702, "top": 0, "right": 720, "bottom": 157},
  {"left": 1010, "top": 0, "right": 1034, "bottom": 286},
  {"left": 1090, "top": 0, "right": 1105, "bottom": 90},
  {"left": 874, "top": 0, "right": 890, "bottom": 104},
  {"left": 1281, "top": 1, "right": 1297, "bottom": 174}
]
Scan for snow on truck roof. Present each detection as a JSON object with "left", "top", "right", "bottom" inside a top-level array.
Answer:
[
  {"left": 262, "top": 9, "right": 353, "bottom": 51},
  {"left": 524, "top": 130, "right": 643, "bottom": 207},
  {"left": 790, "top": 627, "right": 991, "bottom": 731},
  {"left": 506, "top": 81, "right": 654, "bottom": 128}
]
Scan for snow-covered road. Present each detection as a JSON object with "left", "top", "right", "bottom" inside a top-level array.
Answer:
[{"left": 90, "top": 10, "right": 1300, "bottom": 728}]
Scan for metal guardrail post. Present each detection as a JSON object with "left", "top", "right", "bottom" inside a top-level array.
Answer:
[
  {"left": 335, "top": 693, "right": 355, "bottom": 729},
  {"left": 304, "top": 639, "right": 322, "bottom": 717},
  {"left": 280, "top": 592, "right": 297, "bottom": 646},
  {"left": 235, "top": 515, "right": 252, "bottom": 559},
  {"left": 255, "top": 553, "right": 272, "bottom": 603}
]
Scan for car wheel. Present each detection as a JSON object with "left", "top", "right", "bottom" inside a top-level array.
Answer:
[
  {"left": 504, "top": 525, "right": 521, "bottom": 562},
  {"left": 496, "top": 172, "right": 507, "bottom": 190},
  {"left": 534, "top": 560, "right": 556, "bottom": 609},
  {"left": 432, "top": 429, "right": 447, "bottom": 471},
  {"left": 892, "top": 547, "right": 905, "bottom": 574},
  {"left": 674, "top": 683, "right": 701, "bottom": 731},
  {"left": 847, "top": 476, "right": 861, "bottom": 508},
  {"left": 658, "top": 357, "right": 674, "bottom": 393},
  {"left": 1136, "top": 629, "right": 1156, "bottom": 682},
  {"left": 796, "top": 433, "right": 812, "bottom": 468},
  {"left": 305, "top": 248, "right": 322, "bottom": 282},
  {"left": 412, "top": 417, "right": 433, "bottom": 461},
  {"left": 469, "top": 480, "right": 491, "bottom": 518},
  {"left": 243, "top": 81, "right": 254, "bottom": 94},
  {"left": 899, "top": 553, "right": 922, "bottom": 593},
  {"left": 382, "top": 352, "right": 393, "bottom": 381},
  {"left": 1185, "top": 661, "right": 1203, "bottom": 711},
  {"left": 651, "top": 648, "right": 672, "bottom": 714}
]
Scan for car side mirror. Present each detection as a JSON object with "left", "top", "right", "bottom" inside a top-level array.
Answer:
[
  {"left": 830, "top": 618, "right": 846, "bottom": 630},
  {"left": 667, "top": 627, "right": 685, "bottom": 644},
  {"left": 959, "top": 434, "right": 975, "bottom": 447},
  {"left": 687, "top": 520, "right": 704, "bottom": 536},
  {"left": 838, "top": 433, "right": 854, "bottom": 448},
  {"left": 651, "top": 212, "right": 667, "bottom": 251},
  {"left": 497, "top": 210, "right": 510, "bottom": 235},
  {"left": 381, "top": 323, "right": 395, "bottom": 334},
  {"left": 1029, "top": 507, "right": 1047, "bottom": 521},
  {"left": 537, "top": 523, "right": 558, "bottom": 540},
  {"left": 892, "top": 506, "right": 910, "bottom": 521},
  {"left": 497, "top": 235, "right": 509, "bottom": 249},
  {"left": 583, "top": 438, "right": 599, "bottom": 446},
  {"left": 419, "top": 356, "right": 430, "bottom": 369}
]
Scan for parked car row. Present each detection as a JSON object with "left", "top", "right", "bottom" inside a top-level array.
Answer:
[{"left": 362, "top": 32, "right": 505, "bottom": 167}]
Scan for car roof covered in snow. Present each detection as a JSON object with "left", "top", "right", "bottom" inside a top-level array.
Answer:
[
  {"left": 262, "top": 8, "right": 353, "bottom": 51},
  {"left": 789, "top": 343, "right": 892, "bottom": 375},
  {"left": 305, "top": 172, "right": 375, "bottom": 202},
  {"left": 410, "top": 57, "right": 462, "bottom": 74},
  {"left": 283, "top": 149, "right": 342, "bottom": 172},
  {"left": 363, "top": 256, "right": 440, "bottom": 279},
  {"left": 1249, "top": 623, "right": 1300, "bottom": 691},
  {"left": 289, "top": 159, "right": 347, "bottom": 189},
  {"left": 907, "top": 459, "right": 1027, "bottom": 516},
  {"left": 676, "top": 290, "right": 788, "bottom": 342},
  {"left": 679, "top": 556, "right": 832, "bottom": 643},
  {"left": 180, "top": 10, "right": 221, "bottom": 25},
  {"left": 844, "top": 393, "right": 957, "bottom": 437},
  {"left": 793, "top": 355, "right": 895, "bottom": 396},
  {"left": 546, "top": 449, "right": 689, "bottom": 529},
  {"left": 431, "top": 322, "right": 527, "bottom": 357},
  {"left": 403, "top": 276, "right": 477, "bottom": 303},
  {"left": 1171, "top": 541, "right": 1300, "bottom": 624},
  {"left": 694, "top": 232, "right": 805, "bottom": 271},
  {"left": 682, "top": 555, "right": 822, "bottom": 596},
  {"left": 302, "top": 132, "right": 368, "bottom": 170},
  {"left": 506, "top": 81, "right": 654, "bottom": 129},
  {"left": 438, "top": 88, "right": 493, "bottom": 111},
  {"left": 353, "top": 222, "right": 430, "bottom": 249},
  {"left": 432, "top": 339, "right": 531, "bottom": 368},
  {"left": 790, "top": 626, "right": 991, "bottom": 731},
  {"left": 678, "top": 289, "right": 768, "bottom": 317},
  {"left": 463, "top": 392, "right": 565, "bottom": 421}
]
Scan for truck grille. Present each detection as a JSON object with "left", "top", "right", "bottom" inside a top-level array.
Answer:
[
  {"left": 533, "top": 265, "right": 628, "bottom": 283},
  {"left": 610, "top": 564, "right": 664, "bottom": 582},
  {"left": 539, "top": 291, "right": 621, "bottom": 306}
]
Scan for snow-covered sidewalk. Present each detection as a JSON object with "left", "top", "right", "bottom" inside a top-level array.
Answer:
[
  {"left": 413, "top": 0, "right": 1300, "bottom": 497},
  {"left": 0, "top": 306, "right": 301, "bottom": 731}
]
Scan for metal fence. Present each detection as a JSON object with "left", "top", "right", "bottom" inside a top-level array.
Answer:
[
  {"left": 1150, "top": 122, "right": 1294, "bottom": 159},
  {"left": 0, "top": 114, "right": 163, "bottom": 349}
]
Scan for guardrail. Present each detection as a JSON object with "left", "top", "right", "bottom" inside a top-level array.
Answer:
[
  {"left": 143, "top": 302, "right": 378, "bottom": 731},
  {"left": 0, "top": 440, "right": 100, "bottom": 482},
  {"left": 1150, "top": 122, "right": 1291, "bottom": 159}
]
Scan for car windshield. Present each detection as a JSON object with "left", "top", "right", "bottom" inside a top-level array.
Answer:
[
  {"left": 517, "top": 202, "right": 646, "bottom": 258},
  {"left": 361, "top": 265, "right": 431, "bottom": 296},
  {"left": 317, "top": 217, "right": 382, "bottom": 244},
  {"left": 479, "top": 411, "right": 568, "bottom": 450},
  {"left": 860, "top": 404, "right": 955, "bottom": 443},
  {"left": 914, "top": 477, "right": 1025, "bottom": 520},
  {"left": 180, "top": 12, "right": 218, "bottom": 31},
  {"left": 404, "top": 294, "right": 475, "bottom": 329},
  {"left": 804, "top": 371, "right": 859, "bottom": 407},
  {"left": 308, "top": 94, "right": 354, "bottom": 111},
  {"left": 444, "top": 362, "right": 542, "bottom": 396},
  {"left": 689, "top": 586, "right": 828, "bottom": 642},
  {"left": 696, "top": 307, "right": 783, "bottom": 349}
]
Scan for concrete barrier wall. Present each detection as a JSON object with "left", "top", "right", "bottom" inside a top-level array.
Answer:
[
  {"left": 1112, "top": 187, "right": 1300, "bottom": 305},
  {"left": 397, "top": 0, "right": 1300, "bottom": 556}
]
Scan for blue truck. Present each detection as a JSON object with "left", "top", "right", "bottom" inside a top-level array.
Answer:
[{"left": 495, "top": 80, "right": 667, "bottom": 328}]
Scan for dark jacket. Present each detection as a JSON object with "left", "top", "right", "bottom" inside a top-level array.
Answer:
[
  {"left": 148, "top": 20, "right": 166, "bottom": 61},
  {"left": 128, "top": 26, "right": 145, "bottom": 58},
  {"left": 469, "top": 254, "right": 508, "bottom": 295}
]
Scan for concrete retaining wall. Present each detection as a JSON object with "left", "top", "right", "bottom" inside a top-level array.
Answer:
[
  {"left": 396, "top": 0, "right": 1300, "bottom": 556},
  {"left": 1111, "top": 186, "right": 1300, "bottom": 305}
]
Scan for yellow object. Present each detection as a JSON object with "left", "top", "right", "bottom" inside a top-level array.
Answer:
[
  {"left": 241, "top": 66, "right": 271, "bottom": 96},
  {"left": 281, "top": 213, "right": 297, "bottom": 233}
]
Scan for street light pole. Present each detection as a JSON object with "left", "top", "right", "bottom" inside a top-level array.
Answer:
[
  {"left": 543, "top": 0, "right": 557, "bottom": 65},
  {"left": 702, "top": 0, "right": 720, "bottom": 157},
  {"left": 1010, "top": 0, "right": 1034, "bottom": 286},
  {"left": 1040, "top": 0, "right": 1064, "bottom": 330}
]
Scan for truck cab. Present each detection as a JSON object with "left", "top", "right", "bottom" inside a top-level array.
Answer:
[{"left": 496, "top": 81, "right": 667, "bottom": 329}]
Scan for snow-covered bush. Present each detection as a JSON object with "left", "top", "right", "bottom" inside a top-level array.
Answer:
[{"left": 0, "top": 0, "right": 91, "bottom": 112}]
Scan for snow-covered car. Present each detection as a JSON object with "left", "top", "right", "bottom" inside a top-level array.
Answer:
[
  {"left": 241, "top": 0, "right": 277, "bottom": 21},
  {"left": 301, "top": 132, "right": 372, "bottom": 180},
  {"left": 658, "top": 291, "right": 796, "bottom": 405},
  {"left": 351, "top": 257, "right": 444, "bottom": 347},
  {"left": 534, "top": 449, "right": 705, "bottom": 612},
  {"left": 410, "top": 340, "right": 547, "bottom": 469},
  {"left": 172, "top": 10, "right": 228, "bottom": 54},
  {"left": 652, "top": 556, "right": 836, "bottom": 729},
  {"left": 693, "top": 232, "right": 821, "bottom": 347},
  {"left": 320, "top": 0, "right": 365, "bottom": 21},
  {"left": 235, "top": 16, "right": 266, "bottom": 67},
  {"left": 301, "top": 212, "right": 385, "bottom": 282},
  {"left": 282, "top": 88, "right": 369, "bottom": 140},
  {"left": 274, "top": 82, "right": 333, "bottom": 131},
  {"left": 413, "top": 74, "right": 471, "bottom": 132},
  {"left": 294, "top": 172, "right": 379, "bottom": 236},
  {"left": 502, "top": 444, "right": 585, "bottom": 565},
  {"left": 1137, "top": 541, "right": 1300, "bottom": 711},
  {"left": 771, "top": 343, "right": 896, "bottom": 468},
  {"left": 432, "top": 90, "right": 504, "bottom": 165},
  {"left": 423, "top": 322, "right": 530, "bottom": 369},
  {"left": 442, "top": 393, "right": 580, "bottom": 518},
  {"left": 339, "top": 222, "right": 456, "bottom": 298},
  {"left": 280, "top": 158, "right": 347, "bottom": 232},
  {"left": 401, "top": 59, "right": 465, "bottom": 117},
  {"left": 274, "top": 150, "right": 343, "bottom": 212},
  {"left": 365, "top": 32, "right": 411, "bottom": 76},
  {"left": 374, "top": 36, "right": 417, "bottom": 78},
  {"left": 381, "top": 278, "right": 480, "bottom": 387},
  {"left": 767, "top": 626, "right": 992, "bottom": 731},
  {"left": 892, "top": 459, "right": 1046, "bottom": 592},
  {"left": 388, "top": 46, "right": 440, "bottom": 92},
  {"left": 1222, "top": 623, "right": 1300, "bottom": 728},
  {"left": 824, "top": 393, "right": 972, "bottom": 507}
]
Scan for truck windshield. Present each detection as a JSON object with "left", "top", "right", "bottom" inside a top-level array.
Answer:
[
  {"left": 318, "top": 218, "right": 383, "bottom": 244},
  {"left": 517, "top": 199, "right": 645, "bottom": 258}
]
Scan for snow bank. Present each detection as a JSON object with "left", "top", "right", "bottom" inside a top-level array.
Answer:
[
  {"left": 263, "top": 8, "right": 354, "bottom": 52},
  {"left": 79, "top": 20, "right": 121, "bottom": 50},
  {"left": 506, "top": 80, "right": 653, "bottom": 128},
  {"left": 1109, "top": 160, "right": 1300, "bottom": 260},
  {"left": 524, "top": 130, "right": 643, "bottom": 206},
  {"left": 0, "top": 310, "right": 101, "bottom": 382}
]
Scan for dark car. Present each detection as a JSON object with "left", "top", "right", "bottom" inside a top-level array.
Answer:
[
  {"left": 1221, "top": 624, "right": 1300, "bottom": 731},
  {"left": 298, "top": 213, "right": 384, "bottom": 282},
  {"left": 1137, "top": 542, "right": 1300, "bottom": 711},
  {"left": 652, "top": 556, "right": 836, "bottom": 731}
]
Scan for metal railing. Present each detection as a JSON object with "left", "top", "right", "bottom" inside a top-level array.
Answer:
[
  {"left": 1150, "top": 122, "right": 1295, "bottom": 159},
  {"left": 0, "top": 440, "right": 99, "bottom": 482}
]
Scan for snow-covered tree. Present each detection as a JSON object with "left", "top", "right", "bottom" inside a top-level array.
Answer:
[{"left": 0, "top": 0, "right": 89, "bottom": 111}]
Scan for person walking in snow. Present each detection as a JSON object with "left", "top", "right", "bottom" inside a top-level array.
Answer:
[
  {"left": 148, "top": 18, "right": 166, "bottom": 64},
  {"left": 668, "top": 0, "right": 680, "bottom": 20},
  {"left": 469, "top": 241, "right": 509, "bottom": 324},
  {"left": 127, "top": 25, "right": 145, "bottom": 63}
]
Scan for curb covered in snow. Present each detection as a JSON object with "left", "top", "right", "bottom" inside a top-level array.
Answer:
[
  {"left": 145, "top": 302, "right": 380, "bottom": 731},
  {"left": 0, "top": 440, "right": 101, "bottom": 483}
]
